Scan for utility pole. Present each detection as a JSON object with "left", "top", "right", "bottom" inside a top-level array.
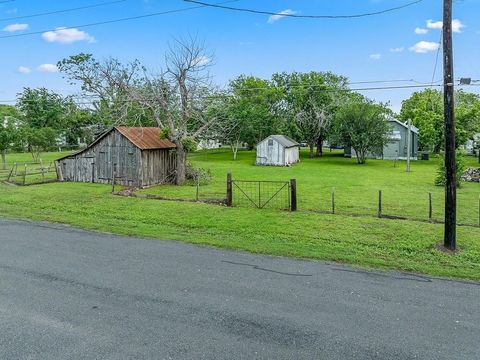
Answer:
[
  {"left": 406, "top": 118, "right": 411, "bottom": 172},
  {"left": 443, "top": 0, "right": 456, "bottom": 250}
]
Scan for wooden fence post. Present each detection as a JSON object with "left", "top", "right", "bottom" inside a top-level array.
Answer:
[
  {"left": 378, "top": 190, "right": 382, "bottom": 218},
  {"left": 196, "top": 175, "right": 200, "bottom": 202},
  {"left": 111, "top": 170, "right": 116, "bottom": 193},
  {"left": 332, "top": 187, "right": 336, "bottom": 214},
  {"left": 40, "top": 159, "right": 45, "bottom": 180},
  {"left": 23, "top": 163, "right": 27, "bottom": 185},
  {"left": 290, "top": 179, "right": 297, "bottom": 211},
  {"left": 429, "top": 192, "right": 433, "bottom": 222},
  {"left": 226, "top": 173, "right": 232, "bottom": 207}
]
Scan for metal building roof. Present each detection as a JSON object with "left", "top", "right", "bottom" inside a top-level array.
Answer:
[
  {"left": 268, "top": 135, "right": 300, "bottom": 148},
  {"left": 115, "top": 127, "right": 176, "bottom": 150}
]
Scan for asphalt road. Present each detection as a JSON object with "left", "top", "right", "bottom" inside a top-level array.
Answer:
[{"left": 0, "top": 219, "right": 479, "bottom": 360}]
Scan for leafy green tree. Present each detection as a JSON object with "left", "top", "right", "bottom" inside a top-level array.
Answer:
[
  {"left": 16, "top": 88, "right": 67, "bottom": 130},
  {"left": 272, "top": 71, "right": 348, "bottom": 157},
  {"left": 228, "top": 75, "right": 283, "bottom": 150},
  {"left": 331, "top": 96, "right": 391, "bottom": 164},
  {"left": 400, "top": 89, "right": 480, "bottom": 152},
  {"left": 0, "top": 105, "right": 20, "bottom": 169},
  {"left": 19, "top": 127, "right": 58, "bottom": 162}
]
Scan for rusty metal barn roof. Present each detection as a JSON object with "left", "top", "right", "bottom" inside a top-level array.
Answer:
[{"left": 115, "top": 126, "right": 176, "bottom": 150}]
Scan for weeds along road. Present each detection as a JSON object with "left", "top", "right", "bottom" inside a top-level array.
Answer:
[{"left": 0, "top": 219, "right": 479, "bottom": 359}]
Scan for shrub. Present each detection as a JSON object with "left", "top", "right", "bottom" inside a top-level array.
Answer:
[
  {"left": 434, "top": 152, "right": 466, "bottom": 188},
  {"left": 185, "top": 163, "right": 212, "bottom": 185}
]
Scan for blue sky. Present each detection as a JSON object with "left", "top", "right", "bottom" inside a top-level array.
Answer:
[{"left": 1, "top": 0, "right": 479, "bottom": 112}]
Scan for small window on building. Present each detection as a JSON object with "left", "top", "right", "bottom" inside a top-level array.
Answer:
[{"left": 268, "top": 139, "right": 274, "bottom": 146}]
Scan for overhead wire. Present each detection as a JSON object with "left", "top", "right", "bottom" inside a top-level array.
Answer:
[
  {"left": 0, "top": 0, "right": 127, "bottom": 22},
  {"left": 183, "top": 0, "right": 425, "bottom": 19},
  {"left": 0, "top": 0, "right": 238, "bottom": 40}
]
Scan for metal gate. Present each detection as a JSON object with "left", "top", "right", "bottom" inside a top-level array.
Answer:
[{"left": 227, "top": 175, "right": 297, "bottom": 211}]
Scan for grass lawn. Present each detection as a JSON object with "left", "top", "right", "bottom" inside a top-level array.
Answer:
[
  {"left": 140, "top": 148, "right": 480, "bottom": 227},
  {"left": 0, "top": 149, "right": 479, "bottom": 281}
]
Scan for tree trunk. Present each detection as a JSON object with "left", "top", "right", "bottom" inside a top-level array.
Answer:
[
  {"left": 309, "top": 143, "right": 315, "bottom": 158},
  {"left": 175, "top": 143, "right": 187, "bottom": 185},
  {"left": 231, "top": 140, "right": 239, "bottom": 160},
  {"left": 1, "top": 150, "right": 6, "bottom": 170},
  {"left": 316, "top": 136, "right": 323, "bottom": 157}
]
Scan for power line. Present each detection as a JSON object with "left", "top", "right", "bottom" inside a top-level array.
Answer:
[
  {"left": 0, "top": 83, "right": 453, "bottom": 104},
  {"left": 0, "top": 0, "right": 127, "bottom": 22},
  {"left": 183, "top": 0, "right": 425, "bottom": 19},
  {"left": 0, "top": 0, "right": 238, "bottom": 40}
]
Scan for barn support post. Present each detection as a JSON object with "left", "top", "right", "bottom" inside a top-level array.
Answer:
[
  {"left": 55, "top": 161, "right": 63, "bottom": 182},
  {"left": 226, "top": 173, "right": 233, "bottom": 206},
  {"left": 290, "top": 179, "right": 297, "bottom": 211}
]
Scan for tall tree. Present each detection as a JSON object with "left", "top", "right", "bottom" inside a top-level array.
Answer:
[
  {"left": 0, "top": 105, "right": 20, "bottom": 169},
  {"left": 272, "top": 71, "right": 348, "bottom": 158},
  {"left": 331, "top": 96, "right": 391, "bottom": 164},
  {"left": 60, "top": 38, "right": 219, "bottom": 184},
  {"left": 400, "top": 89, "right": 480, "bottom": 152}
]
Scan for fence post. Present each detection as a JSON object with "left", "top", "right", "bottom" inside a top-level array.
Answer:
[
  {"left": 111, "top": 170, "right": 116, "bottom": 193},
  {"left": 7, "top": 163, "right": 14, "bottom": 182},
  {"left": 378, "top": 190, "right": 382, "bottom": 218},
  {"left": 290, "top": 179, "right": 297, "bottom": 211},
  {"left": 226, "top": 173, "right": 232, "bottom": 207},
  {"left": 196, "top": 175, "right": 200, "bottom": 202},
  {"left": 332, "top": 187, "right": 336, "bottom": 214},
  {"left": 40, "top": 159, "right": 45, "bottom": 180},
  {"left": 429, "top": 192, "right": 433, "bottom": 222},
  {"left": 23, "top": 163, "right": 27, "bottom": 185}
]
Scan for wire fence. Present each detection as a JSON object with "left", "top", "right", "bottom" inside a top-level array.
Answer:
[{"left": 134, "top": 175, "right": 480, "bottom": 228}]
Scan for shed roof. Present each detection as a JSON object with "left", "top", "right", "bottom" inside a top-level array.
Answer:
[
  {"left": 115, "top": 126, "right": 176, "bottom": 150},
  {"left": 56, "top": 126, "right": 175, "bottom": 161},
  {"left": 388, "top": 118, "right": 419, "bottom": 134},
  {"left": 267, "top": 135, "right": 300, "bottom": 148}
]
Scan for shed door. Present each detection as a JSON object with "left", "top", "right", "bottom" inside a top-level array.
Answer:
[{"left": 267, "top": 139, "right": 274, "bottom": 162}]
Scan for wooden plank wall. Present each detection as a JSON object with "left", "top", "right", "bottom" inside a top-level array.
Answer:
[
  {"left": 57, "top": 129, "right": 177, "bottom": 187},
  {"left": 141, "top": 150, "right": 176, "bottom": 186}
]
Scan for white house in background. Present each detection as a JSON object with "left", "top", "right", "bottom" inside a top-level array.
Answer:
[
  {"left": 463, "top": 133, "right": 480, "bottom": 153},
  {"left": 256, "top": 135, "right": 300, "bottom": 166},
  {"left": 197, "top": 139, "right": 222, "bottom": 150}
]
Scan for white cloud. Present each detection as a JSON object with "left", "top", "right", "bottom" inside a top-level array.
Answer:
[
  {"left": 42, "top": 27, "right": 95, "bottom": 44},
  {"left": 37, "top": 64, "right": 59, "bottom": 73},
  {"left": 415, "top": 27, "right": 428, "bottom": 35},
  {"left": 426, "top": 19, "right": 465, "bottom": 33},
  {"left": 17, "top": 66, "right": 31, "bottom": 74},
  {"left": 194, "top": 56, "right": 211, "bottom": 66},
  {"left": 369, "top": 53, "right": 381, "bottom": 60},
  {"left": 390, "top": 47, "right": 404, "bottom": 53},
  {"left": 409, "top": 41, "right": 440, "bottom": 53},
  {"left": 268, "top": 9, "right": 297, "bottom": 23},
  {"left": 3, "top": 23, "right": 28, "bottom": 32}
]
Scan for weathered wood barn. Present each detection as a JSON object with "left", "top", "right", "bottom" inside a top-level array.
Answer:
[
  {"left": 56, "top": 126, "right": 176, "bottom": 187},
  {"left": 256, "top": 135, "right": 300, "bottom": 166}
]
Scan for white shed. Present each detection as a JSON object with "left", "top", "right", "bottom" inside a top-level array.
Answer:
[{"left": 256, "top": 135, "right": 300, "bottom": 166}]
